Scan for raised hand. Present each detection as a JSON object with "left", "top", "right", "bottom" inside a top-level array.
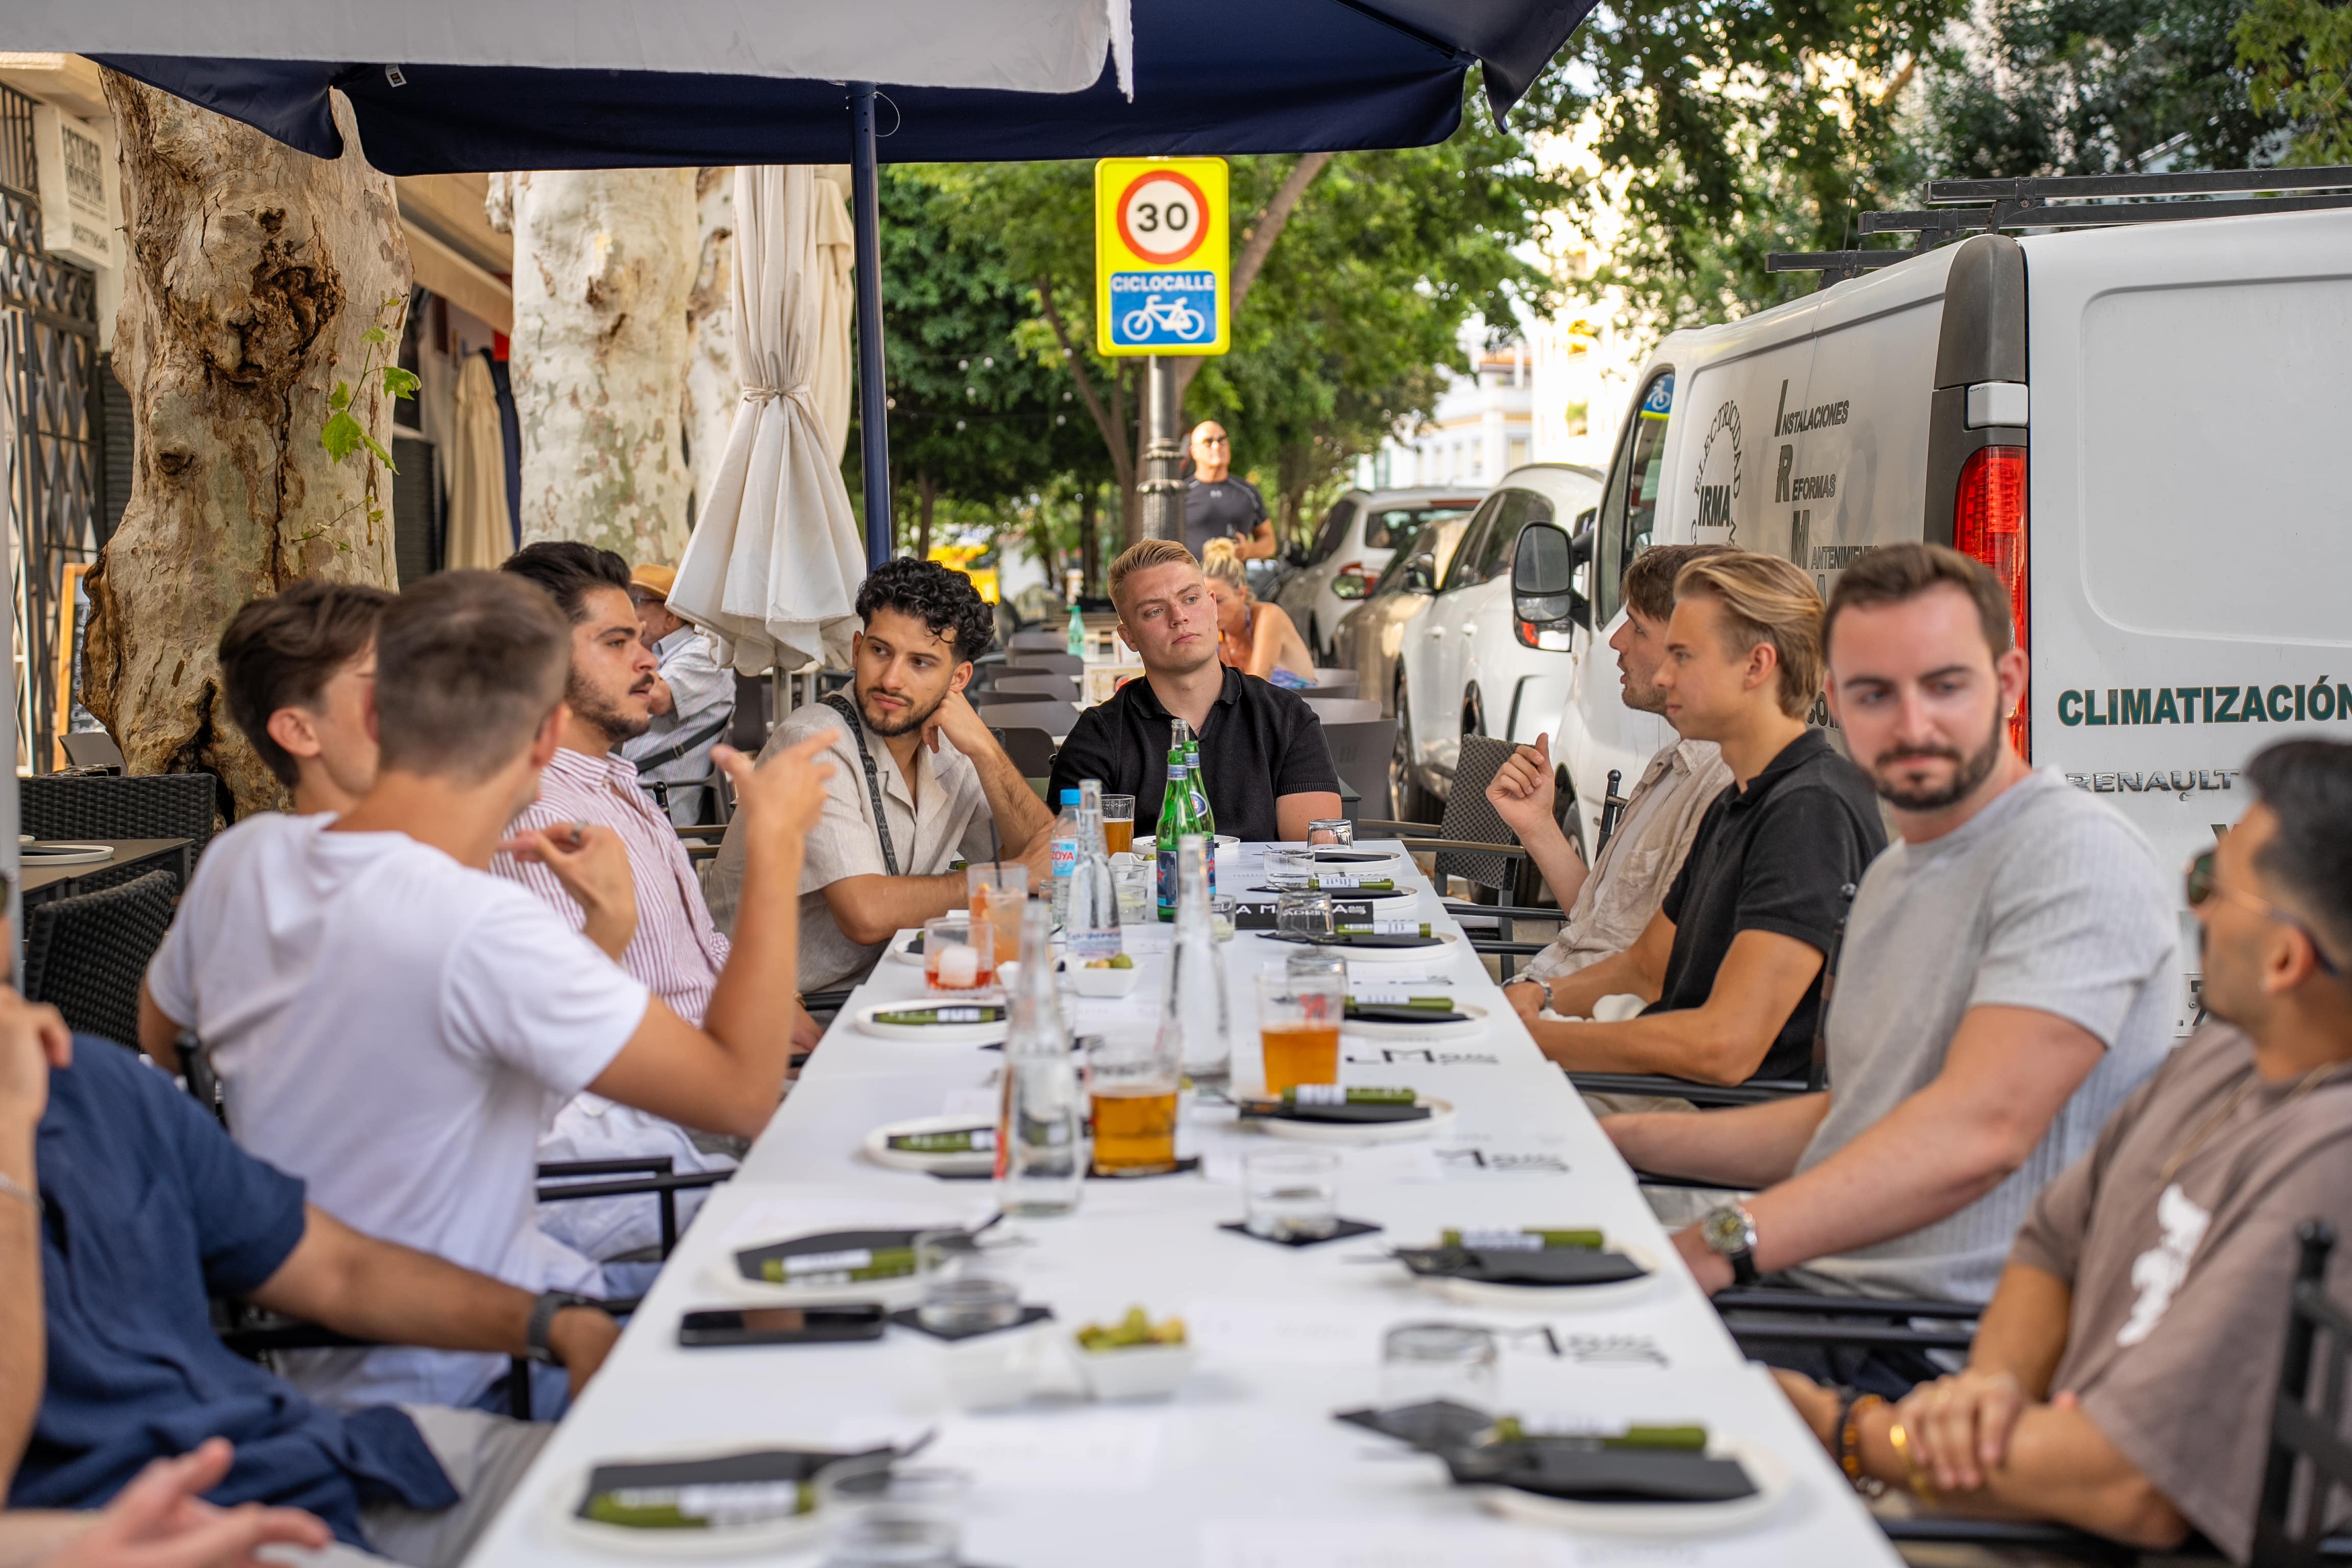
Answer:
[
  {"left": 500, "top": 821, "right": 639, "bottom": 959},
  {"left": 1485, "top": 733, "right": 1556, "bottom": 837},
  {"left": 722, "top": 733, "right": 838, "bottom": 854},
  {"left": 921, "top": 688, "right": 998, "bottom": 760}
]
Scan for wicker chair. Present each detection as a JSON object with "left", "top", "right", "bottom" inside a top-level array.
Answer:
[
  {"left": 21, "top": 772, "right": 217, "bottom": 892},
  {"left": 22, "top": 870, "right": 180, "bottom": 1049}
]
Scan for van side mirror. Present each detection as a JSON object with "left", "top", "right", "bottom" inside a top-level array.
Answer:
[{"left": 1513, "top": 524, "right": 1587, "bottom": 628}]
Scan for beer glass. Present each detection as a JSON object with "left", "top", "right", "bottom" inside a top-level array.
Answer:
[
  {"left": 1255, "top": 969, "right": 1344, "bottom": 1096},
  {"left": 1086, "top": 1031, "right": 1180, "bottom": 1177}
]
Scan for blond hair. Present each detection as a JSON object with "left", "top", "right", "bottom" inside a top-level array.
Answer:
[
  {"left": 1673, "top": 552, "right": 1826, "bottom": 719},
  {"left": 1199, "top": 537, "right": 1250, "bottom": 594},
  {"left": 1109, "top": 538, "right": 1199, "bottom": 610}
]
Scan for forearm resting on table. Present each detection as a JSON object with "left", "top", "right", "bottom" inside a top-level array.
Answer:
[
  {"left": 1605, "top": 1093, "right": 1830, "bottom": 1190},
  {"left": 1542, "top": 921, "right": 1669, "bottom": 1019},
  {"left": 1856, "top": 1396, "right": 2187, "bottom": 1548},
  {"left": 1532, "top": 930, "right": 1820, "bottom": 1085},
  {"left": 823, "top": 871, "right": 964, "bottom": 948}
]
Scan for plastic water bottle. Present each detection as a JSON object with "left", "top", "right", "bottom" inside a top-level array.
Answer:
[
  {"left": 1048, "top": 788, "right": 1083, "bottom": 924},
  {"left": 996, "top": 899, "right": 1084, "bottom": 1217},
  {"left": 1157, "top": 835, "right": 1231, "bottom": 1090},
  {"left": 1063, "top": 779, "right": 1122, "bottom": 961},
  {"left": 1066, "top": 601, "right": 1087, "bottom": 657}
]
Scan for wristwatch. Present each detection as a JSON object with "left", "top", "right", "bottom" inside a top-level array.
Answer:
[
  {"left": 526, "top": 1291, "right": 597, "bottom": 1365},
  {"left": 1699, "top": 1204, "right": 1760, "bottom": 1286}
]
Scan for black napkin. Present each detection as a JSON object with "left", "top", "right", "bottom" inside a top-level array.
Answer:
[
  {"left": 1335, "top": 1401, "right": 1496, "bottom": 1452},
  {"left": 1442, "top": 1442, "right": 1757, "bottom": 1504},
  {"left": 1345, "top": 1003, "right": 1472, "bottom": 1025},
  {"left": 1312, "top": 851, "right": 1393, "bottom": 864},
  {"left": 1263, "top": 931, "right": 1442, "bottom": 950},
  {"left": 1239, "top": 1100, "right": 1430, "bottom": 1124},
  {"left": 931, "top": 1157, "right": 1200, "bottom": 1182},
  {"left": 886, "top": 1305, "right": 1052, "bottom": 1342},
  {"left": 1393, "top": 1245, "right": 1648, "bottom": 1286},
  {"left": 1218, "top": 1217, "right": 1382, "bottom": 1248}
]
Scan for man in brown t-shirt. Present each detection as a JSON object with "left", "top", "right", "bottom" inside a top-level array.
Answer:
[{"left": 1769, "top": 738, "right": 2352, "bottom": 1561}]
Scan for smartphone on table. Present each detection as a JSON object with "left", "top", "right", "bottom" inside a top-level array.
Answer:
[{"left": 676, "top": 1305, "right": 888, "bottom": 1347}]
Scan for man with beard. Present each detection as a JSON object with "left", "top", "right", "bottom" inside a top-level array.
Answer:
[
  {"left": 1605, "top": 544, "right": 2178, "bottom": 1397},
  {"left": 709, "top": 558, "right": 1056, "bottom": 994},
  {"left": 1489, "top": 544, "right": 1734, "bottom": 987},
  {"left": 492, "top": 544, "right": 819, "bottom": 1281}
]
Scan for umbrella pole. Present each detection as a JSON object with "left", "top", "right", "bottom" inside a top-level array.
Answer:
[{"left": 850, "top": 82, "right": 892, "bottom": 569}]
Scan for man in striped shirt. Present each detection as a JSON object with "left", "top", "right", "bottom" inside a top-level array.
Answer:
[{"left": 494, "top": 544, "right": 819, "bottom": 1268}]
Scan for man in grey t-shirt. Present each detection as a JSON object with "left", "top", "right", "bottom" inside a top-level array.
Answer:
[{"left": 1605, "top": 544, "right": 2178, "bottom": 1396}]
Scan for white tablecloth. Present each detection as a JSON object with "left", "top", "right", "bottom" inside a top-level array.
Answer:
[{"left": 462, "top": 844, "right": 1899, "bottom": 1567}]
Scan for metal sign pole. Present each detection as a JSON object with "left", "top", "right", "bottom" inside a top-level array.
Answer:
[
  {"left": 1138, "top": 354, "right": 1183, "bottom": 542},
  {"left": 849, "top": 82, "right": 892, "bottom": 569}
]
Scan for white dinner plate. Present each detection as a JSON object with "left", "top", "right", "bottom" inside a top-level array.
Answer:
[
  {"left": 542, "top": 1455, "right": 832, "bottom": 1558},
  {"left": 19, "top": 842, "right": 112, "bottom": 865},
  {"left": 852, "top": 999, "right": 1008, "bottom": 1046},
  {"left": 1475, "top": 1439, "right": 1792, "bottom": 1537},
  {"left": 861, "top": 1115, "right": 996, "bottom": 1177},
  {"left": 1253, "top": 1096, "right": 1454, "bottom": 1145},
  {"left": 1249, "top": 881, "right": 1417, "bottom": 903},
  {"left": 1342, "top": 1002, "right": 1489, "bottom": 1040},
  {"left": 1419, "top": 1240, "right": 1666, "bottom": 1312}
]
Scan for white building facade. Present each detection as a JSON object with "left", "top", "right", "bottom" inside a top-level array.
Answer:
[{"left": 1356, "top": 343, "right": 1534, "bottom": 492}]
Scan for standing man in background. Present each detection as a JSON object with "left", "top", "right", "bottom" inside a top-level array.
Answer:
[
  {"left": 623, "top": 564, "right": 734, "bottom": 827},
  {"left": 1182, "top": 422, "right": 1275, "bottom": 563}
]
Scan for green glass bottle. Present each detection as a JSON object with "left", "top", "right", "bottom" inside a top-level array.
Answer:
[
  {"left": 1184, "top": 735, "right": 1215, "bottom": 838},
  {"left": 1156, "top": 719, "right": 1195, "bottom": 921}
]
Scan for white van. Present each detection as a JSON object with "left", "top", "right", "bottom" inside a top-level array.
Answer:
[{"left": 1523, "top": 185, "right": 2352, "bottom": 1019}]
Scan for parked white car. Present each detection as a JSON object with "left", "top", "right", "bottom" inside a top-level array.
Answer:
[
  {"left": 1277, "top": 486, "right": 1485, "bottom": 660},
  {"left": 1520, "top": 179, "right": 2352, "bottom": 1023},
  {"left": 1392, "top": 463, "right": 1603, "bottom": 810}
]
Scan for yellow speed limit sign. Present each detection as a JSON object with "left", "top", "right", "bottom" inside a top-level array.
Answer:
[{"left": 1094, "top": 157, "right": 1229, "bottom": 356}]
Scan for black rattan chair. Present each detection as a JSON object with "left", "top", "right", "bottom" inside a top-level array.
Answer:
[
  {"left": 22, "top": 771, "right": 219, "bottom": 872},
  {"left": 1359, "top": 734, "right": 1555, "bottom": 976},
  {"left": 1320, "top": 718, "right": 1399, "bottom": 823},
  {"left": 2254, "top": 1221, "right": 2352, "bottom": 1566},
  {"left": 23, "top": 869, "right": 179, "bottom": 1048}
]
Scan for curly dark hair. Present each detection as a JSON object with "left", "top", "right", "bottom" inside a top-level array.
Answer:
[
  {"left": 499, "top": 540, "right": 632, "bottom": 624},
  {"left": 855, "top": 557, "right": 995, "bottom": 659}
]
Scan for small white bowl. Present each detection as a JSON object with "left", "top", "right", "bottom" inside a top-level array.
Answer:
[
  {"left": 1061, "top": 960, "right": 1141, "bottom": 998},
  {"left": 1074, "top": 1342, "right": 1194, "bottom": 1401}
]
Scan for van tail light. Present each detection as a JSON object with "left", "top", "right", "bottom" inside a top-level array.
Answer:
[{"left": 1955, "top": 445, "right": 2028, "bottom": 759}]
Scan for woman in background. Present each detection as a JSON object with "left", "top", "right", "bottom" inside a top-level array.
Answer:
[{"left": 1202, "top": 538, "right": 1316, "bottom": 687}]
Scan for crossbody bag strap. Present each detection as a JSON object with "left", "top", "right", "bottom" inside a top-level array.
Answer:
[
  {"left": 820, "top": 693, "right": 901, "bottom": 878},
  {"left": 631, "top": 710, "right": 734, "bottom": 775}
]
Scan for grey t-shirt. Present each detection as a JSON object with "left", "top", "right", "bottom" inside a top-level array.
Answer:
[{"left": 1785, "top": 768, "right": 2180, "bottom": 1305}]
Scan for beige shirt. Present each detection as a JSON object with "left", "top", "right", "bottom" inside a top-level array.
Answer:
[
  {"left": 1523, "top": 737, "right": 1730, "bottom": 983},
  {"left": 707, "top": 700, "right": 996, "bottom": 993}
]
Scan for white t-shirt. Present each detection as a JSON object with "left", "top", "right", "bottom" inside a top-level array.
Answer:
[{"left": 146, "top": 813, "right": 650, "bottom": 1410}]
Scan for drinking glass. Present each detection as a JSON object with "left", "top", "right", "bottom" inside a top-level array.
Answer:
[
  {"left": 1100, "top": 794, "right": 1137, "bottom": 859},
  {"left": 1244, "top": 1149, "right": 1339, "bottom": 1240},
  {"left": 1086, "top": 1032, "right": 1180, "bottom": 1177},
  {"left": 1275, "top": 889, "right": 1336, "bottom": 943},
  {"left": 1113, "top": 857, "right": 1154, "bottom": 926},
  {"left": 1209, "top": 893, "right": 1237, "bottom": 943},
  {"left": 1262, "top": 845, "right": 1317, "bottom": 891},
  {"left": 1381, "top": 1322, "right": 1499, "bottom": 1415},
  {"left": 1284, "top": 950, "right": 1350, "bottom": 989},
  {"left": 964, "top": 864, "right": 1027, "bottom": 967},
  {"left": 914, "top": 1230, "right": 1022, "bottom": 1334},
  {"left": 1255, "top": 969, "right": 1344, "bottom": 1096},
  {"left": 817, "top": 1461, "right": 972, "bottom": 1568},
  {"left": 1307, "top": 819, "right": 1356, "bottom": 849},
  {"left": 921, "top": 915, "right": 995, "bottom": 991}
]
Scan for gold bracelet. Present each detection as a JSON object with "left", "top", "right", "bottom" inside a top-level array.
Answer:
[
  {"left": 1886, "top": 1418, "right": 1940, "bottom": 1505},
  {"left": 1840, "top": 1394, "right": 1886, "bottom": 1497}
]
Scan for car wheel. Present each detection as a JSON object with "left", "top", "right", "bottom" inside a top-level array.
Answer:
[{"left": 1391, "top": 680, "right": 1438, "bottom": 825}]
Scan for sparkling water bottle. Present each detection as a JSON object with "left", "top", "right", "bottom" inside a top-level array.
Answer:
[
  {"left": 996, "top": 900, "right": 1085, "bottom": 1217},
  {"left": 1157, "top": 835, "right": 1232, "bottom": 1090},
  {"left": 1063, "top": 779, "right": 1122, "bottom": 961}
]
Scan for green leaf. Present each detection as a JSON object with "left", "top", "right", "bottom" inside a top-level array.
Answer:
[
  {"left": 321, "top": 410, "right": 366, "bottom": 463},
  {"left": 381, "top": 365, "right": 421, "bottom": 400},
  {"left": 361, "top": 431, "right": 397, "bottom": 472},
  {"left": 328, "top": 381, "right": 352, "bottom": 412},
  {"left": 363, "top": 326, "right": 388, "bottom": 345}
]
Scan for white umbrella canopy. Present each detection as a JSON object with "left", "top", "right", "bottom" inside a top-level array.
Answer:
[
  {"left": 670, "top": 165, "right": 863, "bottom": 677},
  {"left": 22, "top": 0, "right": 1133, "bottom": 93}
]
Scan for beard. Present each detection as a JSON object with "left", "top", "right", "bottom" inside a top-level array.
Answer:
[
  {"left": 571, "top": 671, "right": 653, "bottom": 747},
  {"left": 858, "top": 682, "right": 947, "bottom": 738},
  {"left": 1870, "top": 715, "right": 2003, "bottom": 811},
  {"left": 1621, "top": 671, "right": 1670, "bottom": 716}
]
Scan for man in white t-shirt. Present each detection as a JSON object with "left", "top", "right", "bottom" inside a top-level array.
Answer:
[{"left": 139, "top": 570, "right": 835, "bottom": 1415}]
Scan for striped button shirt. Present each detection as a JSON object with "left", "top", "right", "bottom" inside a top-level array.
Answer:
[{"left": 496, "top": 746, "right": 730, "bottom": 1024}]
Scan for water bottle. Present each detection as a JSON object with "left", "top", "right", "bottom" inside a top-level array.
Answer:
[
  {"left": 1048, "top": 788, "right": 1083, "bottom": 924},
  {"left": 1066, "top": 601, "right": 1087, "bottom": 657},
  {"left": 996, "top": 900, "right": 1085, "bottom": 1217},
  {"left": 1063, "top": 779, "right": 1122, "bottom": 961},
  {"left": 1157, "top": 835, "right": 1231, "bottom": 1090}
]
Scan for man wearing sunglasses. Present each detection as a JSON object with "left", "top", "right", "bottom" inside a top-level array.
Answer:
[
  {"left": 1605, "top": 543, "right": 2179, "bottom": 1391},
  {"left": 1768, "top": 738, "right": 2352, "bottom": 1558},
  {"left": 1181, "top": 422, "right": 1274, "bottom": 562}
]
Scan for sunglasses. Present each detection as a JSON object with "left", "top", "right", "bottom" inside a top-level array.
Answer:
[{"left": 2185, "top": 849, "right": 2341, "bottom": 976}]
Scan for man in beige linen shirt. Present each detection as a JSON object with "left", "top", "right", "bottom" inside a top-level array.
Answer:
[
  {"left": 710, "top": 559, "right": 1055, "bottom": 993},
  {"left": 1486, "top": 544, "right": 1732, "bottom": 994}
]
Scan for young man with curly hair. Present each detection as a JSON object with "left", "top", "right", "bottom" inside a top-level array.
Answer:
[{"left": 709, "top": 558, "right": 1057, "bottom": 994}]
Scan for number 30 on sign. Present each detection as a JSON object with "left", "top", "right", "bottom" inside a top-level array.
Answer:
[{"left": 1094, "top": 158, "right": 1229, "bottom": 356}]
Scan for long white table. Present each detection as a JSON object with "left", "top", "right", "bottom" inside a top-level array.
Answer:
[{"left": 465, "top": 844, "right": 1899, "bottom": 1567}]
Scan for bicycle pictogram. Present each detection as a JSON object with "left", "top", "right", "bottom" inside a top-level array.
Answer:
[{"left": 1118, "top": 293, "right": 1209, "bottom": 342}]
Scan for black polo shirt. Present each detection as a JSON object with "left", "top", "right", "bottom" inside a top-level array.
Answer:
[
  {"left": 1182, "top": 475, "right": 1266, "bottom": 561},
  {"left": 1049, "top": 666, "right": 1339, "bottom": 844},
  {"left": 1651, "top": 728, "right": 1886, "bottom": 1084}
]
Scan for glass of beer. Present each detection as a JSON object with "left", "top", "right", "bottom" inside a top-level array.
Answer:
[
  {"left": 1256, "top": 969, "right": 1344, "bottom": 1097},
  {"left": 1100, "top": 794, "right": 1136, "bottom": 859},
  {"left": 923, "top": 914, "right": 995, "bottom": 992},
  {"left": 1086, "top": 1032, "right": 1180, "bottom": 1177},
  {"left": 964, "top": 864, "right": 1027, "bottom": 968}
]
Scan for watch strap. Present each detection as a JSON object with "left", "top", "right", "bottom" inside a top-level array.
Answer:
[
  {"left": 527, "top": 1291, "right": 593, "bottom": 1365},
  {"left": 1727, "top": 1245, "right": 1759, "bottom": 1286}
]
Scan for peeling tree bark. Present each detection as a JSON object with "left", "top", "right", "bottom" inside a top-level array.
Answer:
[
  {"left": 494, "top": 168, "right": 697, "bottom": 562},
  {"left": 83, "top": 72, "right": 407, "bottom": 823},
  {"left": 681, "top": 165, "right": 737, "bottom": 538}
]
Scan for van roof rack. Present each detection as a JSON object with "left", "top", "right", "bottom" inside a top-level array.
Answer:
[{"left": 1768, "top": 164, "right": 2352, "bottom": 285}]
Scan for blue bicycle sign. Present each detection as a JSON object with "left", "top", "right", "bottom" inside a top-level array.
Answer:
[{"left": 1108, "top": 270, "right": 1218, "bottom": 349}]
